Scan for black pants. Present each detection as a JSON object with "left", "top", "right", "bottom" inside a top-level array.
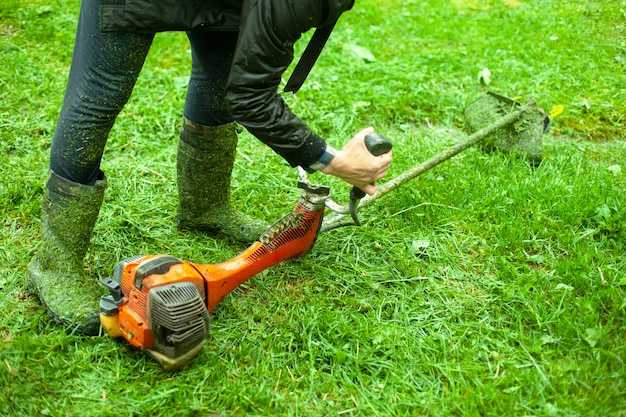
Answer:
[{"left": 49, "top": 0, "right": 239, "bottom": 185}]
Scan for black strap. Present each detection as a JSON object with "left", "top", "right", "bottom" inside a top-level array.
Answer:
[
  {"left": 242, "top": 0, "right": 336, "bottom": 94},
  {"left": 284, "top": 22, "right": 337, "bottom": 94}
]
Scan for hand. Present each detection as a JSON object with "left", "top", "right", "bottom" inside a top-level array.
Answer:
[{"left": 321, "top": 127, "right": 392, "bottom": 195}]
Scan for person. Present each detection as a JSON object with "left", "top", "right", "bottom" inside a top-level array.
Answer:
[{"left": 26, "top": 0, "right": 393, "bottom": 335}]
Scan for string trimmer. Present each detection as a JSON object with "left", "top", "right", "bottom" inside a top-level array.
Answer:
[
  {"left": 99, "top": 92, "right": 549, "bottom": 370},
  {"left": 322, "top": 92, "right": 550, "bottom": 230}
]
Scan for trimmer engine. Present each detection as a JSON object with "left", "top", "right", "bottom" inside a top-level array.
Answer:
[
  {"left": 148, "top": 282, "right": 210, "bottom": 359},
  {"left": 100, "top": 183, "right": 329, "bottom": 370}
]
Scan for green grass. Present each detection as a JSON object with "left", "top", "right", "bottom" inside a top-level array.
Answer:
[{"left": 1, "top": 0, "right": 625, "bottom": 416}]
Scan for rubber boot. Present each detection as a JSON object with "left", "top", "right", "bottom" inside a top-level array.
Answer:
[
  {"left": 26, "top": 170, "right": 106, "bottom": 335},
  {"left": 177, "top": 117, "right": 266, "bottom": 244}
]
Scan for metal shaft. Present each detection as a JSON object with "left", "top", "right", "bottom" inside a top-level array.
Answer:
[{"left": 322, "top": 107, "right": 525, "bottom": 230}]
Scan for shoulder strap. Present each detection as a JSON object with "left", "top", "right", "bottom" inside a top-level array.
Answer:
[
  {"left": 283, "top": 22, "right": 336, "bottom": 94},
  {"left": 242, "top": 0, "right": 336, "bottom": 94}
]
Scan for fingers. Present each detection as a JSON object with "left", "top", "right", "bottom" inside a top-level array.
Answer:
[
  {"left": 376, "top": 150, "right": 392, "bottom": 173},
  {"left": 320, "top": 127, "right": 393, "bottom": 193},
  {"left": 369, "top": 150, "right": 392, "bottom": 181},
  {"left": 357, "top": 126, "right": 375, "bottom": 141},
  {"left": 360, "top": 182, "right": 377, "bottom": 196}
]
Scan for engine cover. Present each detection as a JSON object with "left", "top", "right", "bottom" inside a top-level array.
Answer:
[{"left": 147, "top": 282, "right": 210, "bottom": 370}]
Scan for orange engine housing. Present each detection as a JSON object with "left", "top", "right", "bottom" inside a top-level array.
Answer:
[
  {"left": 100, "top": 192, "right": 327, "bottom": 370},
  {"left": 117, "top": 256, "right": 208, "bottom": 350}
]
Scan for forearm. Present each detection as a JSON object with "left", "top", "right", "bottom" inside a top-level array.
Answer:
[{"left": 225, "top": 0, "right": 354, "bottom": 169}]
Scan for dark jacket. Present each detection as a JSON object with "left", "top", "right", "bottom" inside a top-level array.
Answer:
[{"left": 100, "top": 0, "right": 355, "bottom": 169}]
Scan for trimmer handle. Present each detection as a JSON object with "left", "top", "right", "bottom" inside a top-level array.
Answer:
[{"left": 350, "top": 133, "right": 393, "bottom": 200}]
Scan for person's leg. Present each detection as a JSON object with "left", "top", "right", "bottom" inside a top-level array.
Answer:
[
  {"left": 177, "top": 31, "right": 266, "bottom": 244},
  {"left": 183, "top": 31, "right": 236, "bottom": 127},
  {"left": 49, "top": 0, "right": 154, "bottom": 185},
  {"left": 27, "top": 0, "right": 154, "bottom": 334}
]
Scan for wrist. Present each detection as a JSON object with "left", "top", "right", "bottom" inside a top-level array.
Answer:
[{"left": 303, "top": 145, "right": 338, "bottom": 173}]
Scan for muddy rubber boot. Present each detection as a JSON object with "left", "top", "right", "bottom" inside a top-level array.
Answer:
[
  {"left": 26, "top": 170, "right": 106, "bottom": 335},
  {"left": 177, "top": 117, "right": 267, "bottom": 244}
]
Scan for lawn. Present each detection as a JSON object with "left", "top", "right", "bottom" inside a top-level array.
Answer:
[{"left": 1, "top": 0, "right": 625, "bottom": 416}]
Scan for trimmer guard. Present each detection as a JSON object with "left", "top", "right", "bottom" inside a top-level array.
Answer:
[{"left": 463, "top": 92, "right": 549, "bottom": 166}]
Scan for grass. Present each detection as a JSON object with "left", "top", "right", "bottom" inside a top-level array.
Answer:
[{"left": 1, "top": 0, "right": 625, "bottom": 416}]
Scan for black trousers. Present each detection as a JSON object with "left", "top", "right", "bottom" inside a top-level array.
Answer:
[{"left": 49, "top": 0, "right": 239, "bottom": 185}]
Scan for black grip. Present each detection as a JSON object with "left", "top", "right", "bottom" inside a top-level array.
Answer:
[
  {"left": 350, "top": 133, "right": 393, "bottom": 200},
  {"left": 364, "top": 133, "right": 393, "bottom": 157}
]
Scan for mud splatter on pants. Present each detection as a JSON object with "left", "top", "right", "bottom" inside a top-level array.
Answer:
[{"left": 49, "top": 0, "right": 239, "bottom": 185}]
